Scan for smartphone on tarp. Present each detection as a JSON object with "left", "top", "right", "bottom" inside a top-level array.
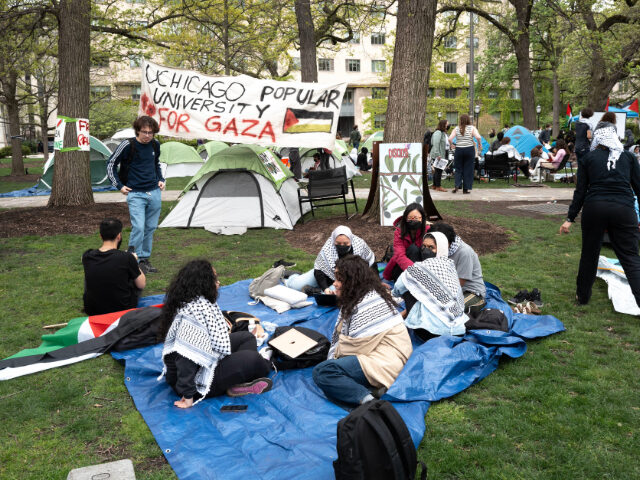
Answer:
[{"left": 220, "top": 405, "right": 248, "bottom": 413}]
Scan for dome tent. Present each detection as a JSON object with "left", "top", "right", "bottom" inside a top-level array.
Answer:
[
  {"left": 37, "top": 136, "right": 113, "bottom": 191},
  {"left": 160, "top": 144, "right": 308, "bottom": 231},
  {"left": 361, "top": 130, "right": 384, "bottom": 152},
  {"left": 197, "top": 140, "right": 229, "bottom": 161},
  {"left": 158, "top": 141, "right": 204, "bottom": 178}
]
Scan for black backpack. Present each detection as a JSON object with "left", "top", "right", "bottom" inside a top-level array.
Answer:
[
  {"left": 118, "top": 138, "right": 161, "bottom": 186},
  {"left": 334, "top": 399, "right": 427, "bottom": 480},
  {"left": 269, "top": 326, "right": 329, "bottom": 370},
  {"left": 465, "top": 307, "right": 509, "bottom": 333}
]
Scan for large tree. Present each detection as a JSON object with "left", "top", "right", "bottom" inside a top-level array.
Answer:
[
  {"left": 439, "top": 0, "right": 537, "bottom": 129},
  {"left": 363, "top": 0, "right": 438, "bottom": 221}
]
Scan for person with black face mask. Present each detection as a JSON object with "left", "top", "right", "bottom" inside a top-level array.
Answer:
[
  {"left": 284, "top": 226, "right": 376, "bottom": 294},
  {"left": 82, "top": 218, "right": 146, "bottom": 315},
  {"left": 383, "top": 203, "right": 429, "bottom": 282}
]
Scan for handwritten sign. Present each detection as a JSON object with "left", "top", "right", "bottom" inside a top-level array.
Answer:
[
  {"left": 53, "top": 117, "right": 66, "bottom": 151},
  {"left": 378, "top": 143, "right": 423, "bottom": 226},
  {"left": 54, "top": 116, "right": 90, "bottom": 152},
  {"left": 77, "top": 118, "right": 90, "bottom": 151},
  {"left": 139, "top": 60, "right": 347, "bottom": 148}
]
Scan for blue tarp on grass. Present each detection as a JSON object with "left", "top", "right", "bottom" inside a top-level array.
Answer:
[
  {"left": 0, "top": 183, "right": 115, "bottom": 198},
  {"left": 115, "top": 280, "right": 564, "bottom": 480}
]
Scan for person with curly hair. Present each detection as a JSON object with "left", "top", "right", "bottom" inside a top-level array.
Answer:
[
  {"left": 158, "top": 259, "right": 272, "bottom": 408},
  {"left": 312, "top": 256, "right": 412, "bottom": 405}
]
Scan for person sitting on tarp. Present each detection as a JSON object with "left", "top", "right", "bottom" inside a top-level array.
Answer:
[
  {"left": 285, "top": 225, "right": 375, "bottom": 294},
  {"left": 82, "top": 218, "right": 146, "bottom": 316},
  {"left": 427, "top": 222, "right": 487, "bottom": 314},
  {"left": 158, "top": 259, "right": 272, "bottom": 409},
  {"left": 383, "top": 203, "right": 430, "bottom": 282},
  {"left": 312, "top": 255, "right": 412, "bottom": 405},
  {"left": 391, "top": 231, "right": 468, "bottom": 342}
]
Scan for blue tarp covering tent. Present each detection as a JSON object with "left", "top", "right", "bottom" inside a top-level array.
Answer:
[
  {"left": 503, "top": 125, "right": 549, "bottom": 155},
  {"left": 116, "top": 279, "right": 564, "bottom": 480}
]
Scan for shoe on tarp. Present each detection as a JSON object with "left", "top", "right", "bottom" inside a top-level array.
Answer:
[
  {"left": 528, "top": 288, "right": 543, "bottom": 307},
  {"left": 227, "top": 377, "right": 273, "bottom": 397},
  {"left": 273, "top": 259, "right": 296, "bottom": 268},
  {"left": 508, "top": 289, "right": 529, "bottom": 305}
]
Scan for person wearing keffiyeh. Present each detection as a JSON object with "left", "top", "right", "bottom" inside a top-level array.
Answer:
[
  {"left": 392, "top": 231, "right": 468, "bottom": 341},
  {"left": 312, "top": 256, "right": 411, "bottom": 405},
  {"left": 561, "top": 111, "right": 640, "bottom": 308},
  {"left": 285, "top": 225, "right": 376, "bottom": 293},
  {"left": 158, "top": 260, "right": 272, "bottom": 408}
]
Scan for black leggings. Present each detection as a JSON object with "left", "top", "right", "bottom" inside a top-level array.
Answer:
[
  {"left": 433, "top": 168, "right": 443, "bottom": 187},
  {"left": 389, "top": 244, "right": 422, "bottom": 281}
]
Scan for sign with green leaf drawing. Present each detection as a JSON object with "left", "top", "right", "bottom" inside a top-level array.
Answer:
[{"left": 378, "top": 143, "right": 423, "bottom": 226}]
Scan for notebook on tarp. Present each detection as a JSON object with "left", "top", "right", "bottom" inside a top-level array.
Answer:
[{"left": 268, "top": 328, "right": 319, "bottom": 358}]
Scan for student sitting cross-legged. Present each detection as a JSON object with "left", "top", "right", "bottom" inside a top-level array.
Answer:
[
  {"left": 392, "top": 232, "right": 468, "bottom": 342},
  {"left": 313, "top": 255, "right": 412, "bottom": 405},
  {"left": 158, "top": 259, "right": 272, "bottom": 409}
]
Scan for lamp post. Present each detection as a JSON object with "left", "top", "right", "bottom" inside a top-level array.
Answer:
[
  {"left": 536, "top": 105, "right": 541, "bottom": 129},
  {"left": 474, "top": 104, "right": 480, "bottom": 127}
]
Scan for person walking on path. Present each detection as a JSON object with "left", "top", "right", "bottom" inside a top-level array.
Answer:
[
  {"left": 350, "top": 125, "right": 361, "bottom": 151},
  {"left": 448, "top": 114, "right": 483, "bottom": 194},
  {"left": 430, "top": 119, "right": 449, "bottom": 192},
  {"left": 560, "top": 111, "right": 640, "bottom": 307},
  {"left": 107, "top": 115, "right": 165, "bottom": 274}
]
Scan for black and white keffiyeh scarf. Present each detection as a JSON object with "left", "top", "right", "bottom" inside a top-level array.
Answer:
[
  {"left": 328, "top": 291, "right": 403, "bottom": 359},
  {"left": 314, "top": 225, "right": 375, "bottom": 280},
  {"left": 591, "top": 123, "right": 624, "bottom": 170},
  {"left": 403, "top": 257, "right": 466, "bottom": 327},
  {"left": 447, "top": 235, "right": 463, "bottom": 257},
  {"left": 159, "top": 296, "right": 231, "bottom": 403}
]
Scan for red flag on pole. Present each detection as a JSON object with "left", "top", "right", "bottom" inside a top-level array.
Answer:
[{"left": 605, "top": 97, "right": 610, "bottom": 111}]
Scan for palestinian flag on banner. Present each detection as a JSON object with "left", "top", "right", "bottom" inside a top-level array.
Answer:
[
  {"left": 283, "top": 108, "right": 334, "bottom": 133},
  {"left": 0, "top": 306, "right": 161, "bottom": 381},
  {"left": 626, "top": 99, "right": 639, "bottom": 114}
]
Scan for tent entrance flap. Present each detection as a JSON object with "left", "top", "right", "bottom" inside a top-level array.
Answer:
[{"left": 187, "top": 171, "right": 264, "bottom": 227}]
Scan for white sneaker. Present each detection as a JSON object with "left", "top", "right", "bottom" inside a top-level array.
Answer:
[{"left": 259, "top": 346, "right": 273, "bottom": 361}]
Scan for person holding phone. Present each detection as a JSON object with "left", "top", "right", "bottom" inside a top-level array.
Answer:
[
  {"left": 159, "top": 260, "right": 272, "bottom": 409},
  {"left": 82, "top": 218, "right": 146, "bottom": 315}
]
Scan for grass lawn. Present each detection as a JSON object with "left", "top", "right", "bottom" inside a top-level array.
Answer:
[{"left": 1, "top": 201, "right": 639, "bottom": 479}]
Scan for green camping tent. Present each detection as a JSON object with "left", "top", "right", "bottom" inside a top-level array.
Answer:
[
  {"left": 361, "top": 131, "right": 384, "bottom": 152},
  {"left": 37, "top": 136, "right": 113, "bottom": 190},
  {"left": 159, "top": 141, "right": 204, "bottom": 178},
  {"left": 196, "top": 140, "right": 229, "bottom": 161},
  {"left": 334, "top": 139, "right": 349, "bottom": 156}
]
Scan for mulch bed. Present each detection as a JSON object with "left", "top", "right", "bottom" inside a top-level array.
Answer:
[
  {"left": 284, "top": 214, "right": 511, "bottom": 259},
  {"left": 0, "top": 203, "right": 130, "bottom": 238},
  {"left": 0, "top": 173, "right": 40, "bottom": 183}
]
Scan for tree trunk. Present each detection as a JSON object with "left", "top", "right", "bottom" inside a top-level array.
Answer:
[
  {"left": 223, "top": 0, "right": 230, "bottom": 76},
  {"left": 513, "top": 36, "right": 536, "bottom": 129},
  {"left": 5, "top": 72, "right": 25, "bottom": 176},
  {"left": 552, "top": 69, "right": 560, "bottom": 137},
  {"left": 364, "top": 0, "right": 438, "bottom": 221},
  {"left": 37, "top": 75, "right": 49, "bottom": 162},
  {"left": 48, "top": 0, "right": 93, "bottom": 207},
  {"left": 294, "top": 0, "right": 318, "bottom": 83},
  {"left": 586, "top": 48, "right": 616, "bottom": 110}
]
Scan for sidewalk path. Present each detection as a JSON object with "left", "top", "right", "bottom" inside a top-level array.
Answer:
[{"left": 0, "top": 186, "right": 573, "bottom": 209}]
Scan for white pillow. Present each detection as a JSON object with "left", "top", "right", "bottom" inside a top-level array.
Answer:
[{"left": 263, "top": 285, "right": 308, "bottom": 306}]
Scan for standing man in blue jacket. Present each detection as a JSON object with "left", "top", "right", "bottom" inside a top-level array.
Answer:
[{"left": 107, "top": 116, "right": 165, "bottom": 274}]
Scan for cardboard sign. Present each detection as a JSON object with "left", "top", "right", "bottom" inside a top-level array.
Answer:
[
  {"left": 378, "top": 143, "right": 423, "bottom": 226},
  {"left": 139, "top": 60, "right": 347, "bottom": 148}
]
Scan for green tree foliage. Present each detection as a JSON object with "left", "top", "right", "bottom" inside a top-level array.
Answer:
[{"left": 89, "top": 99, "right": 138, "bottom": 139}]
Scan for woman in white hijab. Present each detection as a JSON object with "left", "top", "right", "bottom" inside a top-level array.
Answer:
[
  {"left": 285, "top": 225, "right": 376, "bottom": 293},
  {"left": 391, "top": 231, "right": 468, "bottom": 341}
]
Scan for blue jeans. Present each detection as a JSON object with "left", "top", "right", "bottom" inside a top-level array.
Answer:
[
  {"left": 454, "top": 146, "right": 475, "bottom": 191},
  {"left": 313, "top": 355, "right": 372, "bottom": 405},
  {"left": 127, "top": 189, "right": 162, "bottom": 260}
]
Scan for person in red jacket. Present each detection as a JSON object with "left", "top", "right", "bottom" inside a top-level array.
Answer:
[{"left": 383, "top": 203, "right": 429, "bottom": 282}]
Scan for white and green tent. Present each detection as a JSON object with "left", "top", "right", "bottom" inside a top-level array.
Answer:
[
  {"left": 361, "top": 130, "right": 384, "bottom": 152},
  {"left": 197, "top": 140, "right": 228, "bottom": 161},
  {"left": 160, "top": 144, "right": 308, "bottom": 230},
  {"left": 37, "top": 136, "right": 112, "bottom": 191},
  {"left": 159, "top": 141, "right": 204, "bottom": 178},
  {"left": 298, "top": 147, "right": 360, "bottom": 178}
]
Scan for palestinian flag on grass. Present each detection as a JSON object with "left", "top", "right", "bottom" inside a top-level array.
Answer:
[{"left": 0, "top": 306, "right": 162, "bottom": 381}]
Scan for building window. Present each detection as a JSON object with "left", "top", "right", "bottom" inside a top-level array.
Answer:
[
  {"left": 346, "top": 59, "right": 361, "bottom": 72},
  {"left": 131, "top": 86, "right": 141, "bottom": 101},
  {"left": 510, "top": 111, "right": 521, "bottom": 124},
  {"left": 90, "top": 86, "right": 111, "bottom": 99},
  {"left": 465, "top": 63, "right": 479, "bottom": 74},
  {"left": 444, "top": 88, "right": 457, "bottom": 99},
  {"left": 488, "top": 90, "right": 498, "bottom": 98},
  {"left": 374, "top": 114, "right": 386, "bottom": 129},
  {"left": 446, "top": 112, "right": 458, "bottom": 125},
  {"left": 536, "top": 81, "right": 542, "bottom": 93},
  {"left": 372, "top": 87, "right": 387, "bottom": 99},
  {"left": 91, "top": 55, "right": 109, "bottom": 68},
  {"left": 444, "top": 62, "right": 457, "bottom": 74},
  {"left": 427, "top": 88, "right": 434, "bottom": 98},
  {"left": 371, "top": 60, "right": 386, "bottom": 73},
  {"left": 291, "top": 57, "right": 301, "bottom": 70},
  {"left": 349, "top": 32, "right": 360, "bottom": 44},
  {"left": 129, "top": 55, "right": 142, "bottom": 68},
  {"left": 510, "top": 88, "right": 521, "bottom": 99},
  {"left": 343, "top": 89, "right": 354, "bottom": 105},
  {"left": 465, "top": 37, "right": 479, "bottom": 48},
  {"left": 318, "top": 58, "right": 334, "bottom": 72},
  {"left": 444, "top": 36, "right": 457, "bottom": 48},
  {"left": 371, "top": 33, "right": 385, "bottom": 45}
]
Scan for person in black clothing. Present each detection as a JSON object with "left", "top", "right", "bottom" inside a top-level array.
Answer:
[
  {"left": 538, "top": 124, "right": 552, "bottom": 145},
  {"left": 159, "top": 260, "right": 272, "bottom": 409},
  {"left": 490, "top": 131, "right": 504, "bottom": 152},
  {"left": 560, "top": 111, "right": 640, "bottom": 307},
  {"left": 288, "top": 147, "right": 302, "bottom": 179},
  {"left": 82, "top": 218, "right": 146, "bottom": 315},
  {"left": 356, "top": 147, "right": 370, "bottom": 171},
  {"left": 574, "top": 108, "right": 594, "bottom": 162}
]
